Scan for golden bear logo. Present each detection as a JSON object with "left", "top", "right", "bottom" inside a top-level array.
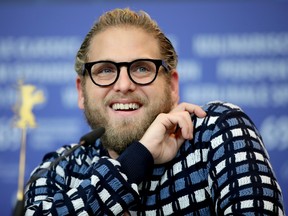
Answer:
[{"left": 15, "top": 84, "right": 45, "bottom": 129}]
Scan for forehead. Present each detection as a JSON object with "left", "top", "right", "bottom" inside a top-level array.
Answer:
[{"left": 87, "top": 27, "right": 161, "bottom": 62}]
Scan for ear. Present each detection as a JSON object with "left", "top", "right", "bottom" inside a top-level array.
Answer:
[
  {"left": 76, "top": 76, "right": 85, "bottom": 109},
  {"left": 170, "top": 70, "right": 180, "bottom": 105}
]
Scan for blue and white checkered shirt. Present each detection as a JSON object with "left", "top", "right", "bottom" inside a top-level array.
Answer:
[{"left": 24, "top": 101, "right": 285, "bottom": 215}]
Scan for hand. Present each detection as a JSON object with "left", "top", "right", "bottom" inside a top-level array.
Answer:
[{"left": 140, "top": 103, "right": 206, "bottom": 164}]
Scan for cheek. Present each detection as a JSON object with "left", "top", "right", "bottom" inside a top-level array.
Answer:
[
  {"left": 145, "top": 79, "right": 167, "bottom": 97},
  {"left": 85, "top": 85, "right": 111, "bottom": 107}
]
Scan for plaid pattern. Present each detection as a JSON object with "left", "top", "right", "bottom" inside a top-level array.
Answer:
[{"left": 24, "top": 101, "right": 285, "bottom": 215}]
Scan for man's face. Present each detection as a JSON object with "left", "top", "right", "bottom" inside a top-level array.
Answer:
[{"left": 76, "top": 27, "right": 179, "bottom": 155}]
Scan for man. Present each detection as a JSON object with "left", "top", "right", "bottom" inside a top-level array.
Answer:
[{"left": 24, "top": 8, "right": 285, "bottom": 215}]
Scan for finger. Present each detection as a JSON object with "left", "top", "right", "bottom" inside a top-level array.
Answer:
[
  {"left": 182, "top": 103, "right": 206, "bottom": 117},
  {"left": 172, "top": 102, "right": 206, "bottom": 118},
  {"left": 178, "top": 111, "right": 193, "bottom": 139},
  {"left": 174, "top": 130, "right": 186, "bottom": 147},
  {"left": 165, "top": 112, "right": 193, "bottom": 140},
  {"left": 192, "top": 105, "right": 206, "bottom": 118}
]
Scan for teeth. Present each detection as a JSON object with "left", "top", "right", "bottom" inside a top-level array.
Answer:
[{"left": 112, "top": 103, "right": 140, "bottom": 110}]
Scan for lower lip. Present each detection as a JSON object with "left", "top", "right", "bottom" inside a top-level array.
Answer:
[{"left": 110, "top": 108, "right": 140, "bottom": 116}]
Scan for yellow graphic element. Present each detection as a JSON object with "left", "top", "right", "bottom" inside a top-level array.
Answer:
[{"left": 15, "top": 83, "right": 45, "bottom": 129}]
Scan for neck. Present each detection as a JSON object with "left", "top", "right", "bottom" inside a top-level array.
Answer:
[{"left": 108, "top": 149, "right": 119, "bottom": 159}]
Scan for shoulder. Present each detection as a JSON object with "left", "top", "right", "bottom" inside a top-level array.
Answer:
[
  {"left": 193, "top": 101, "right": 244, "bottom": 128},
  {"left": 41, "top": 139, "right": 104, "bottom": 164},
  {"left": 202, "top": 100, "right": 243, "bottom": 116},
  {"left": 194, "top": 100, "right": 248, "bottom": 127},
  {"left": 192, "top": 101, "right": 258, "bottom": 145}
]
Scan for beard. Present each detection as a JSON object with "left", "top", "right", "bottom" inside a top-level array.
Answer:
[{"left": 82, "top": 84, "right": 174, "bottom": 155}]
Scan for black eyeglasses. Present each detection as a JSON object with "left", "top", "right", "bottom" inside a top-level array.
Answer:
[{"left": 82, "top": 58, "right": 169, "bottom": 87}]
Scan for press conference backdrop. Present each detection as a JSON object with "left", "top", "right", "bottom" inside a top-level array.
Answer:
[{"left": 0, "top": 1, "right": 287, "bottom": 215}]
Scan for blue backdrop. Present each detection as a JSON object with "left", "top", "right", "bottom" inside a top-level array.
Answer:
[{"left": 0, "top": 1, "right": 287, "bottom": 215}]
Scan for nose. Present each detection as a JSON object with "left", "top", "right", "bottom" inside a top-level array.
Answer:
[{"left": 113, "top": 67, "right": 136, "bottom": 93}]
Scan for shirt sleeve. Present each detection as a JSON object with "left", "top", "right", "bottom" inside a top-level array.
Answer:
[
  {"left": 24, "top": 141, "right": 153, "bottom": 215},
  {"left": 202, "top": 102, "right": 285, "bottom": 215}
]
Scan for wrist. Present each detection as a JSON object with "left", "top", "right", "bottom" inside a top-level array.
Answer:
[{"left": 117, "top": 141, "right": 154, "bottom": 184}]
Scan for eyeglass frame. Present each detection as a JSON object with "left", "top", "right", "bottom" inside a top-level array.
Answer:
[{"left": 81, "top": 58, "right": 170, "bottom": 87}]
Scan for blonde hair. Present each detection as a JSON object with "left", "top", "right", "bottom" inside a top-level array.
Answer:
[{"left": 74, "top": 8, "right": 178, "bottom": 75}]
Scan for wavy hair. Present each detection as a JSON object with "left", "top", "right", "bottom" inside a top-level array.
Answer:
[{"left": 74, "top": 8, "right": 178, "bottom": 76}]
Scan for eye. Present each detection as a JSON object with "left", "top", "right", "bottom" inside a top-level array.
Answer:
[
  {"left": 91, "top": 63, "right": 116, "bottom": 76},
  {"left": 131, "top": 61, "right": 154, "bottom": 74},
  {"left": 98, "top": 68, "right": 114, "bottom": 74},
  {"left": 137, "top": 66, "right": 149, "bottom": 73}
]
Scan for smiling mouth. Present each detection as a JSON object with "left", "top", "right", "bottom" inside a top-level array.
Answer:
[{"left": 111, "top": 103, "right": 140, "bottom": 111}]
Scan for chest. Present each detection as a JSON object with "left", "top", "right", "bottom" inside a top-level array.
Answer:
[{"left": 137, "top": 152, "right": 211, "bottom": 214}]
